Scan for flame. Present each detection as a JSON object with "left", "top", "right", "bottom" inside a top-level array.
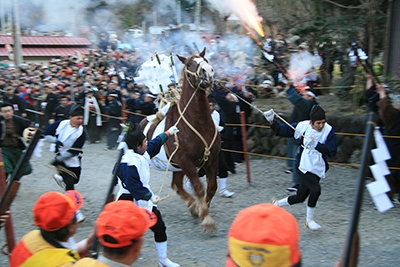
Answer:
[
  {"left": 243, "top": 10, "right": 264, "bottom": 37},
  {"left": 241, "top": 22, "right": 262, "bottom": 45}
]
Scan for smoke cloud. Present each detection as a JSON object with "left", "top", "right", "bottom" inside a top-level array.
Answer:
[
  {"left": 206, "top": 0, "right": 263, "bottom": 28},
  {"left": 288, "top": 50, "right": 322, "bottom": 86}
]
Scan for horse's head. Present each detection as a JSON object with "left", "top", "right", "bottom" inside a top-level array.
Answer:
[{"left": 177, "top": 48, "right": 214, "bottom": 90}]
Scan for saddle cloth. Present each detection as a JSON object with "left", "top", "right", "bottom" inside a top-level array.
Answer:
[{"left": 143, "top": 116, "right": 181, "bottom": 172}]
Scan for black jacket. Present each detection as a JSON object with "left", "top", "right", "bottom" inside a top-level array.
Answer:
[{"left": 0, "top": 115, "right": 33, "bottom": 149}]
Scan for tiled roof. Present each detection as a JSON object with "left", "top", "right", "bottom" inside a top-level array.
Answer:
[
  {"left": 0, "top": 35, "right": 92, "bottom": 45},
  {"left": 0, "top": 47, "right": 91, "bottom": 57}
]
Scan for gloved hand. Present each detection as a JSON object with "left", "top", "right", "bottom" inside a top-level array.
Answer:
[
  {"left": 264, "top": 109, "right": 275, "bottom": 122},
  {"left": 304, "top": 136, "right": 317, "bottom": 149},
  {"left": 151, "top": 194, "right": 160, "bottom": 203},
  {"left": 49, "top": 157, "right": 62, "bottom": 166},
  {"left": 167, "top": 126, "right": 179, "bottom": 136},
  {"left": 56, "top": 140, "right": 63, "bottom": 147}
]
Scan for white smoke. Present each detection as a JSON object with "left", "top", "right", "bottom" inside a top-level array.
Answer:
[
  {"left": 206, "top": 0, "right": 263, "bottom": 27},
  {"left": 288, "top": 50, "right": 322, "bottom": 86}
]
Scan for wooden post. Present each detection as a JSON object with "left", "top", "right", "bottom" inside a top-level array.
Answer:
[
  {"left": 0, "top": 149, "right": 16, "bottom": 254},
  {"left": 240, "top": 112, "right": 251, "bottom": 183}
]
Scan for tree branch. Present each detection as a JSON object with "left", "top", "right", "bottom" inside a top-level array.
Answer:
[{"left": 323, "top": 0, "right": 364, "bottom": 9}]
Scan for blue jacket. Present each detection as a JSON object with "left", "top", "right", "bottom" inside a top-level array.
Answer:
[
  {"left": 116, "top": 133, "right": 167, "bottom": 201},
  {"left": 271, "top": 120, "right": 337, "bottom": 172}
]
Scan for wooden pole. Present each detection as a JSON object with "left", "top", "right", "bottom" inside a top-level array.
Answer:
[
  {"left": 240, "top": 112, "right": 251, "bottom": 183},
  {"left": 0, "top": 149, "right": 16, "bottom": 254},
  {"left": 341, "top": 113, "right": 376, "bottom": 267}
]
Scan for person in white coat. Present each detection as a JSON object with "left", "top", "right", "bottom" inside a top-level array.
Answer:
[
  {"left": 264, "top": 105, "right": 337, "bottom": 230},
  {"left": 115, "top": 123, "right": 180, "bottom": 267},
  {"left": 44, "top": 105, "right": 86, "bottom": 222}
]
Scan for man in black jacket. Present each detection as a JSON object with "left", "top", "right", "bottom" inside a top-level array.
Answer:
[
  {"left": 0, "top": 102, "right": 34, "bottom": 176},
  {"left": 3, "top": 85, "right": 27, "bottom": 118},
  {"left": 41, "top": 85, "right": 59, "bottom": 126},
  {"left": 104, "top": 91, "right": 122, "bottom": 150},
  {"left": 54, "top": 94, "right": 71, "bottom": 122}
]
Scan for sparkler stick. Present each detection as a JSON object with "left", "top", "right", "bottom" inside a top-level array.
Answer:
[
  {"left": 155, "top": 52, "right": 164, "bottom": 92},
  {"left": 193, "top": 42, "right": 200, "bottom": 54},
  {"left": 170, "top": 53, "right": 178, "bottom": 84}
]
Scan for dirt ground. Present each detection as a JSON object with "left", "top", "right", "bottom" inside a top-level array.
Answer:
[{"left": 1, "top": 138, "right": 399, "bottom": 267}]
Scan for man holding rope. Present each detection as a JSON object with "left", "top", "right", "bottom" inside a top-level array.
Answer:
[
  {"left": 115, "top": 123, "right": 180, "bottom": 267},
  {"left": 43, "top": 105, "right": 86, "bottom": 222},
  {"left": 265, "top": 105, "right": 337, "bottom": 231}
]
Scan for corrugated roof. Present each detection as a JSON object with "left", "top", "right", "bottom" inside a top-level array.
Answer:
[
  {"left": 0, "top": 47, "right": 91, "bottom": 57},
  {"left": 0, "top": 35, "right": 92, "bottom": 45}
]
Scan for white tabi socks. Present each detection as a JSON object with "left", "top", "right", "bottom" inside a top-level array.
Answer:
[
  {"left": 305, "top": 206, "right": 321, "bottom": 231},
  {"left": 271, "top": 197, "right": 289, "bottom": 207},
  {"left": 155, "top": 241, "right": 180, "bottom": 267},
  {"left": 218, "top": 178, "right": 234, "bottom": 197}
]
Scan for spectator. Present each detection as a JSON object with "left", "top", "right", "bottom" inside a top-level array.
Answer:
[
  {"left": 103, "top": 91, "right": 122, "bottom": 150},
  {"left": 140, "top": 93, "right": 157, "bottom": 116},
  {"left": 226, "top": 203, "right": 301, "bottom": 267},
  {"left": 126, "top": 90, "right": 142, "bottom": 124},
  {"left": 41, "top": 84, "right": 59, "bottom": 126},
  {"left": 0, "top": 102, "right": 34, "bottom": 177},
  {"left": 3, "top": 85, "right": 27, "bottom": 117},
  {"left": 9, "top": 190, "right": 92, "bottom": 267},
  {"left": 54, "top": 94, "right": 72, "bottom": 122},
  {"left": 82, "top": 88, "right": 103, "bottom": 143},
  {"left": 213, "top": 83, "right": 242, "bottom": 173},
  {"left": 73, "top": 201, "right": 157, "bottom": 266}
]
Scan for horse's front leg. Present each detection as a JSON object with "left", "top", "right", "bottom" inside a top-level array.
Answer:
[
  {"left": 204, "top": 161, "right": 218, "bottom": 207},
  {"left": 171, "top": 171, "right": 198, "bottom": 217},
  {"left": 180, "top": 163, "right": 217, "bottom": 232}
]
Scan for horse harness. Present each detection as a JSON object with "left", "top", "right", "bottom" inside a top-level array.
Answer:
[
  {"left": 184, "top": 58, "right": 210, "bottom": 91},
  {"left": 164, "top": 59, "right": 218, "bottom": 170}
]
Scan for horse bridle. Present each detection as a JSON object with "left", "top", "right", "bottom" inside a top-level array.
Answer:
[{"left": 184, "top": 58, "right": 211, "bottom": 91}]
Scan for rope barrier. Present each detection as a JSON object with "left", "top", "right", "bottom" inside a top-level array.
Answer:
[
  {"left": 221, "top": 148, "right": 400, "bottom": 170},
  {"left": 224, "top": 123, "right": 400, "bottom": 139},
  {"left": 83, "top": 98, "right": 400, "bottom": 139},
  {"left": 217, "top": 79, "right": 357, "bottom": 90}
]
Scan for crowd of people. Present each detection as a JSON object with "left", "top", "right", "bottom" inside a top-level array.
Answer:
[{"left": 0, "top": 31, "right": 398, "bottom": 267}]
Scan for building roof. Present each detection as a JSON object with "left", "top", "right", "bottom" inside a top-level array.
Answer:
[
  {"left": 0, "top": 47, "right": 91, "bottom": 57},
  {"left": 0, "top": 35, "right": 92, "bottom": 46}
]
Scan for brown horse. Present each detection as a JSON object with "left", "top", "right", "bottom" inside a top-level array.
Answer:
[{"left": 141, "top": 48, "right": 220, "bottom": 231}]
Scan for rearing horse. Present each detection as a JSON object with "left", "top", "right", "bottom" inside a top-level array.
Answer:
[{"left": 141, "top": 48, "right": 220, "bottom": 231}]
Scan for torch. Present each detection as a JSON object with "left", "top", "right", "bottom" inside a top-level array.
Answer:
[
  {"left": 239, "top": 18, "right": 289, "bottom": 80},
  {"left": 351, "top": 42, "right": 381, "bottom": 85}
]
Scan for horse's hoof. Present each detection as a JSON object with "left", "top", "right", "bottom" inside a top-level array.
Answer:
[
  {"left": 188, "top": 202, "right": 199, "bottom": 217},
  {"left": 201, "top": 215, "right": 217, "bottom": 232}
]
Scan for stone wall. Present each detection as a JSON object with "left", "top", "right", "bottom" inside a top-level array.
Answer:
[{"left": 246, "top": 111, "right": 368, "bottom": 164}]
